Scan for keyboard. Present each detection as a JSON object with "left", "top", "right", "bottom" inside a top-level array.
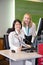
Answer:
[{"left": 21, "top": 47, "right": 36, "bottom": 53}]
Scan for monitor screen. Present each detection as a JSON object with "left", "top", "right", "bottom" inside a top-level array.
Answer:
[{"left": 36, "top": 18, "right": 43, "bottom": 36}]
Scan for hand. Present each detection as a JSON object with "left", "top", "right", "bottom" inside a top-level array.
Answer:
[
  {"left": 15, "top": 46, "right": 22, "bottom": 53},
  {"left": 27, "top": 45, "right": 31, "bottom": 48},
  {"left": 17, "top": 46, "right": 22, "bottom": 51}
]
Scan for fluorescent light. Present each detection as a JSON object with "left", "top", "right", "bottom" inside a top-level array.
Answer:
[{"left": 26, "top": 0, "right": 43, "bottom": 2}]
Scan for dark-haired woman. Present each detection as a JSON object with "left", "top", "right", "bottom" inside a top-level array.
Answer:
[{"left": 8, "top": 19, "right": 31, "bottom": 53}]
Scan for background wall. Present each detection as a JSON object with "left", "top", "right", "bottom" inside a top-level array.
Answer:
[
  {"left": 15, "top": 0, "right": 43, "bottom": 28},
  {"left": 0, "top": 0, "right": 15, "bottom": 37}
]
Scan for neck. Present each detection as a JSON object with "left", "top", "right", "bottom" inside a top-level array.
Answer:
[
  {"left": 15, "top": 29, "right": 20, "bottom": 34},
  {"left": 18, "top": 30, "right": 20, "bottom": 33},
  {"left": 26, "top": 25, "right": 28, "bottom": 28}
]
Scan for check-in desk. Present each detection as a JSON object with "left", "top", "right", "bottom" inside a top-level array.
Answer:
[{"left": 0, "top": 50, "right": 42, "bottom": 65}]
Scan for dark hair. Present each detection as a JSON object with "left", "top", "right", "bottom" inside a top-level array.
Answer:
[{"left": 12, "top": 19, "right": 22, "bottom": 30}]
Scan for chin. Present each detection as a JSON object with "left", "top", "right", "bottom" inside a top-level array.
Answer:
[{"left": 17, "top": 29, "right": 20, "bottom": 31}]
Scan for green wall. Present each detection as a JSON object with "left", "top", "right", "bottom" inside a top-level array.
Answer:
[{"left": 15, "top": 0, "right": 43, "bottom": 27}]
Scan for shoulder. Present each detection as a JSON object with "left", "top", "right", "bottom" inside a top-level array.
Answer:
[
  {"left": 32, "top": 22, "right": 36, "bottom": 26},
  {"left": 30, "top": 22, "right": 36, "bottom": 30},
  {"left": 22, "top": 26, "right": 25, "bottom": 31},
  {"left": 9, "top": 31, "right": 15, "bottom": 37},
  {"left": 32, "top": 22, "right": 36, "bottom": 28},
  {"left": 20, "top": 29, "right": 24, "bottom": 34}
]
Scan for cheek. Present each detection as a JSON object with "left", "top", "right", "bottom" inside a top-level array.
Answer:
[
  {"left": 16, "top": 25, "right": 21, "bottom": 29},
  {"left": 15, "top": 25, "right": 16, "bottom": 28},
  {"left": 18, "top": 25, "right": 21, "bottom": 29},
  {"left": 15, "top": 25, "right": 18, "bottom": 29}
]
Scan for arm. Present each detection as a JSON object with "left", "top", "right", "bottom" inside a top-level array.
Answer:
[
  {"left": 21, "top": 39, "right": 31, "bottom": 48},
  {"left": 8, "top": 32, "right": 22, "bottom": 52},
  {"left": 20, "top": 30, "right": 31, "bottom": 48},
  {"left": 8, "top": 33, "right": 18, "bottom": 50},
  {"left": 31, "top": 23, "right": 36, "bottom": 43}
]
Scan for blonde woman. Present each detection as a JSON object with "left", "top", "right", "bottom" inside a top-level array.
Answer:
[{"left": 22, "top": 13, "right": 36, "bottom": 43}]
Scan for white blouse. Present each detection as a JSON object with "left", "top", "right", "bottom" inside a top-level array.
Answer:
[{"left": 8, "top": 30, "right": 27, "bottom": 51}]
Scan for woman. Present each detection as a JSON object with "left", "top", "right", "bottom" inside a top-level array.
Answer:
[
  {"left": 8, "top": 19, "right": 31, "bottom": 53},
  {"left": 22, "top": 13, "right": 36, "bottom": 43}
]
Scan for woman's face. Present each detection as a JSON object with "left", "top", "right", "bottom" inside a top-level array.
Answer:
[
  {"left": 15, "top": 21, "right": 21, "bottom": 31},
  {"left": 23, "top": 14, "right": 31, "bottom": 26}
]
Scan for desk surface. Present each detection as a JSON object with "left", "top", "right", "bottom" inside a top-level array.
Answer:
[{"left": 0, "top": 50, "right": 42, "bottom": 61}]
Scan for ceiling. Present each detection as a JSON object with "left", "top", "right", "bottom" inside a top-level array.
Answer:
[{"left": 26, "top": 0, "right": 43, "bottom": 2}]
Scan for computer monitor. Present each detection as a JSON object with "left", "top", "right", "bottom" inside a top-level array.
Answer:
[
  {"left": 36, "top": 18, "right": 43, "bottom": 36},
  {"left": 33, "top": 18, "right": 43, "bottom": 48}
]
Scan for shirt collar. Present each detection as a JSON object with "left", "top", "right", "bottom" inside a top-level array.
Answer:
[
  {"left": 25, "top": 26, "right": 29, "bottom": 28},
  {"left": 15, "top": 30, "right": 21, "bottom": 35}
]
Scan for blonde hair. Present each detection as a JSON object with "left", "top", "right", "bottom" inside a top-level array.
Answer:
[{"left": 22, "top": 13, "right": 32, "bottom": 28}]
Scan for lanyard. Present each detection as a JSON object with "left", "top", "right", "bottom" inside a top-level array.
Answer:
[
  {"left": 14, "top": 31, "right": 22, "bottom": 43},
  {"left": 14, "top": 31, "right": 28, "bottom": 47}
]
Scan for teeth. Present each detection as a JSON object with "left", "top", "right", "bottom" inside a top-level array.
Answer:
[{"left": 26, "top": 0, "right": 43, "bottom": 2}]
